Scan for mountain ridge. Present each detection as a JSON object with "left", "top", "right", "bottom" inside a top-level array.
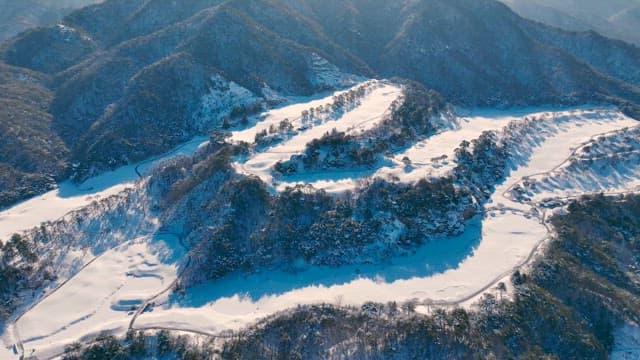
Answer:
[{"left": 1, "top": 0, "right": 640, "bottom": 207}]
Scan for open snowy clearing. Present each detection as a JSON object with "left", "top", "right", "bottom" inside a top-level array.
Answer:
[
  {"left": 231, "top": 81, "right": 382, "bottom": 144},
  {"left": 236, "top": 102, "right": 628, "bottom": 194},
  {"left": 132, "top": 109, "right": 639, "bottom": 336},
  {"left": 0, "top": 136, "right": 208, "bottom": 242},
  {"left": 515, "top": 124, "right": 640, "bottom": 203},
  {"left": 283, "top": 112, "right": 518, "bottom": 192},
  {"left": 11, "top": 234, "right": 183, "bottom": 359},
  {"left": 0, "top": 137, "right": 206, "bottom": 358},
  {"left": 233, "top": 81, "right": 402, "bottom": 187}
]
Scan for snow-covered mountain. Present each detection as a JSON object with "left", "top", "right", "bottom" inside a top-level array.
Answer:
[
  {"left": 2, "top": 0, "right": 640, "bottom": 210},
  {"left": 1, "top": 0, "right": 640, "bottom": 359},
  {"left": 1, "top": 77, "right": 639, "bottom": 358},
  {"left": 501, "top": 0, "right": 640, "bottom": 45},
  {"left": 0, "top": 0, "right": 103, "bottom": 41}
]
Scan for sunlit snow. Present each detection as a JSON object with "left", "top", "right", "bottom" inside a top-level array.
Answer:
[{"left": 1, "top": 81, "right": 639, "bottom": 358}]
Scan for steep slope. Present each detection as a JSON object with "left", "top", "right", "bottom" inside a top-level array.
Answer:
[
  {"left": 0, "top": 63, "right": 68, "bottom": 208},
  {"left": 2, "top": 24, "right": 98, "bottom": 74},
  {"left": 282, "top": 0, "right": 640, "bottom": 107}
]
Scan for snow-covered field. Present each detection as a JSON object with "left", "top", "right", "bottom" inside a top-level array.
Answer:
[
  {"left": 1, "top": 79, "right": 639, "bottom": 358},
  {"left": 132, "top": 108, "right": 639, "bottom": 336},
  {"left": 0, "top": 136, "right": 208, "bottom": 242},
  {"left": 13, "top": 234, "right": 183, "bottom": 359},
  {"left": 514, "top": 122, "right": 640, "bottom": 202},
  {"left": 0, "top": 137, "right": 207, "bottom": 359},
  {"left": 233, "top": 80, "right": 402, "bottom": 188},
  {"left": 293, "top": 112, "right": 516, "bottom": 192}
]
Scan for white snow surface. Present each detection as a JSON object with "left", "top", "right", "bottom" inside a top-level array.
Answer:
[
  {"left": 133, "top": 108, "right": 639, "bottom": 336},
  {"left": 0, "top": 136, "right": 209, "bottom": 359},
  {"left": 0, "top": 136, "right": 207, "bottom": 242},
  {"left": 233, "top": 81, "right": 403, "bottom": 187},
  {"left": 518, "top": 122, "right": 640, "bottom": 202},
  {"left": 231, "top": 81, "right": 384, "bottom": 144},
  {"left": 289, "top": 112, "right": 517, "bottom": 192},
  {"left": 15, "top": 234, "right": 183, "bottom": 359}
]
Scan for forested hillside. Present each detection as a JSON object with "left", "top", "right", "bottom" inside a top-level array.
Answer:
[{"left": 0, "top": 0, "right": 102, "bottom": 41}]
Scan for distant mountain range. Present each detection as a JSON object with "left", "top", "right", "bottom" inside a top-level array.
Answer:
[
  {"left": 1, "top": 0, "right": 640, "bottom": 207},
  {"left": 0, "top": 0, "right": 102, "bottom": 41},
  {"left": 501, "top": 0, "right": 640, "bottom": 46}
]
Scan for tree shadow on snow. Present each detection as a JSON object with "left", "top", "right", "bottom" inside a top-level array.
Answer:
[{"left": 173, "top": 218, "right": 483, "bottom": 307}]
